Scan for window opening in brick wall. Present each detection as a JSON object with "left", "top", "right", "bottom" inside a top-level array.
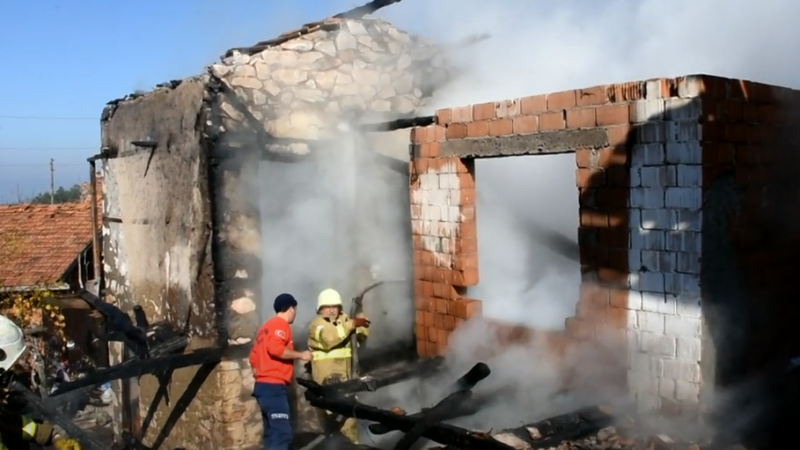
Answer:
[{"left": 470, "top": 154, "right": 580, "bottom": 330}]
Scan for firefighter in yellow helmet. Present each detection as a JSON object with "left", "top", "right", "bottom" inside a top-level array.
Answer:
[
  {"left": 0, "top": 314, "right": 82, "bottom": 450},
  {"left": 307, "top": 288, "right": 369, "bottom": 443}
]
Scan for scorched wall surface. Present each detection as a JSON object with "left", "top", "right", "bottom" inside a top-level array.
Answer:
[
  {"left": 100, "top": 77, "right": 229, "bottom": 449},
  {"left": 409, "top": 74, "right": 800, "bottom": 416}
]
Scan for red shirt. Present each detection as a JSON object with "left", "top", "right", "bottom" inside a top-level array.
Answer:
[{"left": 250, "top": 316, "right": 294, "bottom": 384}]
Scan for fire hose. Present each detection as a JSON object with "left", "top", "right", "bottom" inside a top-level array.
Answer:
[{"left": 349, "top": 279, "right": 406, "bottom": 377}]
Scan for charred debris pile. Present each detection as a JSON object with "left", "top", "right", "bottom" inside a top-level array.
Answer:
[{"left": 296, "top": 360, "right": 754, "bottom": 450}]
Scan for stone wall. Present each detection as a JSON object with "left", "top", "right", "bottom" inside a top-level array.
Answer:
[
  {"left": 100, "top": 78, "right": 225, "bottom": 449},
  {"left": 210, "top": 15, "right": 448, "bottom": 149},
  {"left": 408, "top": 75, "right": 800, "bottom": 418}
]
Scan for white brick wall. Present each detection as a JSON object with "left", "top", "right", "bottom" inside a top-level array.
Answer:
[
  {"left": 410, "top": 161, "right": 461, "bottom": 269},
  {"left": 626, "top": 84, "right": 703, "bottom": 412}
]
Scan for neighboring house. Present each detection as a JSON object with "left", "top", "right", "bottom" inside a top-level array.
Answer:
[
  {"left": 0, "top": 200, "right": 98, "bottom": 293},
  {"left": 0, "top": 179, "right": 105, "bottom": 362}
]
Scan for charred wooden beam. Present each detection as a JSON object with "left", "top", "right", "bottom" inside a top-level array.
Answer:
[
  {"left": 48, "top": 345, "right": 250, "bottom": 396},
  {"left": 300, "top": 378, "right": 515, "bottom": 450},
  {"left": 223, "top": 0, "right": 403, "bottom": 58},
  {"left": 77, "top": 289, "right": 149, "bottom": 358},
  {"left": 333, "top": 0, "right": 403, "bottom": 19},
  {"left": 87, "top": 146, "right": 118, "bottom": 161},
  {"left": 311, "top": 357, "right": 444, "bottom": 397},
  {"left": 359, "top": 115, "right": 435, "bottom": 132},
  {"left": 46, "top": 326, "right": 191, "bottom": 408},
  {"left": 12, "top": 382, "right": 109, "bottom": 450},
  {"left": 375, "top": 363, "right": 491, "bottom": 450},
  {"left": 223, "top": 21, "right": 341, "bottom": 58},
  {"left": 369, "top": 362, "right": 491, "bottom": 435},
  {"left": 130, "top": 140, "right": 157, "bottom": 149},
  {"left": 491, "top": 406, "right": 614, "bottom": 450}
]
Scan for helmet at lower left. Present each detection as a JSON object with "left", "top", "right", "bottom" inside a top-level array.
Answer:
[{"left": 0, "top": 314, "right": 26, "bottom": 371}]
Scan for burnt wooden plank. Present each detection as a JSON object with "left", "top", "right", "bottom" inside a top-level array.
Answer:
[
  {"left": 300, "top": 379, "right": 514, "bottom": 450},
  {"left": 317, "top": 357, "right": 445, "bottom": 396},
  {"left": 369, "top": 362, "right": 491, "bottom": 435},
  {"left": 492, "top": 405, "right": 614, "bottom": 450},
  {"left": 440, "top": 129, "right": 608, "bottom": 158}
]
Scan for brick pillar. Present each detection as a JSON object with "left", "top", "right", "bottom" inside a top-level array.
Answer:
[
  {"left": 698, "top": 76, "right": 800, "bottom": 391},
  {"left": 408, "top": 125, "right": 481, "bottom": 357}
]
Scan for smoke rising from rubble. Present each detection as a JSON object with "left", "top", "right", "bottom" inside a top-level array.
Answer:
[
  {"left": 213, "top": 0, "right": 800, "bottom": 443},
  {"left": 242, "top": 16, "right": 444, "bottom": 352},
  {"left": 257, "top": 131, "right": 414, "bottom": 349},
  {"left": 350, "top": 0, "right": 800, "bottom": 442},
  {"left": 470, "top": 155, "right": 580, "bottom": 330}
]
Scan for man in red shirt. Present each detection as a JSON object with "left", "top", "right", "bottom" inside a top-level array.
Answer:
[{"left": 250, "top": 293, "right": 312, "bottom": 450}]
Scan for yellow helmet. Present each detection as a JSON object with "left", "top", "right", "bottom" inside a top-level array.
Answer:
[{"left": 317, "top": 289, "right": 343, "bottom": 310}]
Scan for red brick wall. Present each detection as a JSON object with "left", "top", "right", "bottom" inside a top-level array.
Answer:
[
  {"left": 409, "top": 77, "right": 739, "bottom": 406},
  {"left": 699, "top": 77, "right": 800, "bottom": 381},
  {"left": 408, "top": 82, "right": 659, "bottom": 363}
]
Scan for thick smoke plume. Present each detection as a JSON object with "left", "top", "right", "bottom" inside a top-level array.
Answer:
[
  {"left": 470, "top": 155, "right": 580, "bottom": 330},
  {"left": 357, "top": 0, "right": 800, "bottom": 442},
  {"left": 243, "top": 0, "right": 800, "bottom": 443},
  {"left": 258, "top": 129, "right": 414, "bottom": 349}
]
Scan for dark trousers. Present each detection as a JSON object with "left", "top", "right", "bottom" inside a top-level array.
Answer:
[{"left": 253, "top": 382, "right": 292, "bottom": 450}]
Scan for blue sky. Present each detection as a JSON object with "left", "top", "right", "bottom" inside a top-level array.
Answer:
[{"left": 0, "top": 0, "right": 345, "bottom": 202}]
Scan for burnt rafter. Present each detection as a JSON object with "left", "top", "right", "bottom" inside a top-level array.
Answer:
[
  {"left": 299, "top": 385, "right": 513, "bottom": 450},
  {"left": 47, "top": 345, "right": 242, "bottom": 396},
  {"left": 299, "top": 362, "right": 515, "bottom": 450},
  {"left": 130, "top": 140, "right": 158, "bottom": 149},
  {"left": 11, "top": 382, "right": 109, "bottom": 450},
  {"left": 368, "top": 362, "right": 491, "bottom": 436},
  {"left": 206, "top": 73, "right": 285, "bottom": 158},
  {"left": 222, "top": 0, "right": 405, "bottom": 58},
  {"left": 311, "top": 357, "right": 445, "bottom": 397},
  {"left": 333, "top": 0, "right": 403, "bottom": 19},
  {"left": 490, "top": 405, "right": 614, "bottom": 450},
  {"left": 375, "top": 363, "right": 492, "bottom": 450},
  {"left": 359, "top": 115, "right": 436, "bottom": 132}
]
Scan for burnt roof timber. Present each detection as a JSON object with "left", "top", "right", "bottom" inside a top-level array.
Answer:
[{"left": 222, "top": 0, "right": 406, "bottom": 59}]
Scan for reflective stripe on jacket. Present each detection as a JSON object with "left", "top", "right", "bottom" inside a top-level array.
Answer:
[
  {"left": 0, "top": 409, "right": 52, "bottom": 449},
  {"left": 311, "top": 321, "right": 352, "bottom": 360}
]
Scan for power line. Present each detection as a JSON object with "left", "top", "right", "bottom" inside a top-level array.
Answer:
[
  {"left": 0, "top": 115, "right": 97, "bottom": 121},
  {"left": 0, "top": 147, "right": 96, "bottom": 151},
  {"left": 0, "top": 163, "right": 86, "bottom": 167}
]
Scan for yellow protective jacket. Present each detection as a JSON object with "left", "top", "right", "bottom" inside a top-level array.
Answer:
[
  {"left": 307, "top": 312, "right": 369, "bottom": 382},
  {"left": 0, "top": 405, "right": 55, "bottom": 449}
]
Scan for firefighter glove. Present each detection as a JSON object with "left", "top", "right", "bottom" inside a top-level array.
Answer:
[
  {"left": 352, "top": 318, "right": 370, "bottom": 328},
  {"left": 53, "top": 437, "right": 82, "bottom": 450}
]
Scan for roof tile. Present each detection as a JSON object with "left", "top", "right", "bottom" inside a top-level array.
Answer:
[{"left": 0, "top": 195, "right": 100, "bottom": 288}]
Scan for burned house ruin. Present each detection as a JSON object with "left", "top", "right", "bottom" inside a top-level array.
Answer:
[
  {"left": 409, "top": 75, "right": 800, "bottom": 420},
  {"left": 96, "top": 4, "right": 461, "bottom": 449},
  {"left": 90, "top": 0, "right": 800, "bottom": 448}
]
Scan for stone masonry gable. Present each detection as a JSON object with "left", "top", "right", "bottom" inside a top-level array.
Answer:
[{"left": 208, "top": 15, "right": 450, "bottom": 157}]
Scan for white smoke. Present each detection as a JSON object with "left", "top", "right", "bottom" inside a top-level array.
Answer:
[
  {"left": 247, "top": 0, "right": 800, "bottom": 441},
  {"left": 258, "top": 128, "right": 414, "bottom": 350},
  {"left": 470, "top": 154, "right": 580, "bottom": 330}
]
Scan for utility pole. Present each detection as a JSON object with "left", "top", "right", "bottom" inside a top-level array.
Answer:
[{"left": 49, "top": 158, "right": 54, "bottom": 204}]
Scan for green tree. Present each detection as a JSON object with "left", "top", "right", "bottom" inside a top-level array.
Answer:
[{"left": 29, "top": 184, "right": 83, "bottom": 204}]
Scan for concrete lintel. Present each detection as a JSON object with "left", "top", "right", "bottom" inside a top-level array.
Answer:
[{"left": 440, "top": 128, "right": 608, "bottom": 158}]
